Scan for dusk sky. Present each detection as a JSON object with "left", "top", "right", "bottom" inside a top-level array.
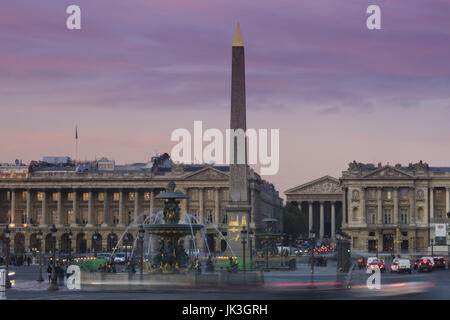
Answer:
[{"left": 1, "top": 0, "right": 450, "bottom": 198}]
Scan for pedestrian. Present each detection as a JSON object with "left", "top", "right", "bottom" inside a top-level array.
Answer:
[
  {"left": 27, "top": 255, "right": 31, "bottom": 266},
  {"left": 57, "top": 264, "right": 65, "bottom": 286},
  {"left": 47, "top": 263, "right": 52, "bottom": 282}
]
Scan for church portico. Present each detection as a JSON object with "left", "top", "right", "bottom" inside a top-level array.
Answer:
[{"left": 285, "top": 176, "right": 343, "bottom": 241}]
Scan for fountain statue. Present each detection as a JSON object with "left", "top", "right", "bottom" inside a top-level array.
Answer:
[{"left": 144, "top": 181, "right": 203, "bottom": 273}]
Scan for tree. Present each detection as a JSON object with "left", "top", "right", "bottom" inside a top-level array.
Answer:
[{"left": 283, "top": 202, "right": 308, "bottom": 239}]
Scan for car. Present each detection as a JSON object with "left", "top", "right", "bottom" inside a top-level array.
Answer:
[
  {"left": 421, "top": 257, "right": 435, "bottom": 269},
  {"left": 377, "top": 259, "right": 386, "bottom": 272},
  {"left": 390, "top": 258, "right": 412, "bottom": 273},
  {"left": 433, "top": 257, "right": 446, "bottom": 270},
  {"left": 367, "top": 261, "right": 385, "bottom": 273},
  {"left": 413, "top": 259, "right": 421, "bottom": 270},
  {"left": 418, "top": 258, "right": 433, "bottom": 272},
  {"left": 366, "top": 257, "right": 378, "bottom": 266},
  {"left": 294, "top": 247, "right": 309, "bottom": 255},
  {"left": 185, "top": 249, "right": 200, "bottom": 256},
  {"left": 357, "top": 257, "right": 366, "bottom": 269},
  {"left": 111, "top": 252, "right": 126, "bottom": 264}
]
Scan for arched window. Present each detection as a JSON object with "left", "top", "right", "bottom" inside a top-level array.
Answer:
[
  {"left": 45, "top": 233, "right": 55, "bottom": 254},
  {"left": 60, "top": 233, "right": 71, "bottom": 254},
  {"left": 107, "top": 233, "right": 118, "bottom": 252},
  {"left": 92, "top": 233, "right": 102, "bottom": 253},
  {"left": 14, "top": 233, "right": 25, "bottom": 254},
  {"left": 29, "top": 233, "right": 40, "bottom": 252},
  {"left": 76, "top": 233, "right": 87, "bottom": 254}
]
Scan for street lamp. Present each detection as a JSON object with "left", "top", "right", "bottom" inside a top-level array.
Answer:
[
  {"left": 264, "top": 240, "right": 269, "bottom": 269},
  {"left": 3, "top": 225, "right": 11, "bottom": 289},
  {"left": 48, "top": 224, "right": 58, "bottom": 291},
  {"left": 431, "top": 238, "right": 434, "bottom": 258},
  {"left": 375, "top": 240, "right": 379, "bottom": 258},
  {"left": 124, "top": 233, "right": 130, "bottom": 263},
  {"left": 289, "top": 234, "right": 294, "bottom": 257},
  {"left": 93, "top": 230, "right": 99, "bottom": 258},
  {"left": 248, "top": 228, "right": 254, "bottom": 271},
  {"left": 37, "top": 230, "right": 43, "bottom": 282},
  {"left": 108, "top": 230, "right": 115, "bottom": 253},
  {"left": 310, "top": 230, "right": 316, "bottom": 276},
  {"left": 138, "top": 224, "right": 145, "bottom": 275},
  {"left": 68, "top": 230, "right": 73, "bottom": 262},
  {"left": 241, "top": 226, "right": 247, "bottom": 272}
]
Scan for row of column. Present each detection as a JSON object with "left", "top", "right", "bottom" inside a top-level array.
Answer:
[
  {"left": 355, "top": 186, "right": 450, "bottom": 225},
  {"left": 6, "top": 187, "right": 224, "bottom": 228},
  {"left": 6, "top": 189, "right": 155, "bottom": 228},
  {"left": 429, "top": 187, "right": 450, "bottom": 220},
  {"left": 186, "top": 187, "right": 222, "bottom": 225},
  {"left": 303, "top": 201, "right": 337, "bottom": 240}
]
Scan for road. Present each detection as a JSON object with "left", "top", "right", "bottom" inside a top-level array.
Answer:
[{"left": 3, "top": 261, "right": 450, "bottom": 300}]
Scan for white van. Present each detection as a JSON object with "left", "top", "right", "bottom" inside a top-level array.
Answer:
[{"left": 390, "top": 258, "right": 412, "bottom": 273}]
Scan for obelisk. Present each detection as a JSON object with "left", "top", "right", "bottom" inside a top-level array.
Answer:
[{"left": 225, "top": 23, "right": 251, "bottom": 259}]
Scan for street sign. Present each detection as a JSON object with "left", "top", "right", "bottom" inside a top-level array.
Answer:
[{"left": 435, "top": 224, "right": 446, "bottom": 237}]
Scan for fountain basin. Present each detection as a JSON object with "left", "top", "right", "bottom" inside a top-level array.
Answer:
[{"left": 144, "top": 224, "right": 204, "bottom": 237}]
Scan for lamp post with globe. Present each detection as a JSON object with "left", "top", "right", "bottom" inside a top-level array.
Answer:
[
  {"left": 48, "top": 224, "right": 58, "bottom": 291},
  {"left": 3, "top": 225, "right": 11, "bottom": 289},
  {"left": 241, "top": 226, "right": 247, "bottom": 272},
  {"left": 138, "top": 224, "right": 145, "bottom": 275},
  {"left": 37, "top": 229, "right": 43, "bottom": 282}
]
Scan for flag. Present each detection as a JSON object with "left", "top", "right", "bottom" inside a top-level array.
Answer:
[{"left": 75, "top": 126, "right": 78, "bottom": 140}]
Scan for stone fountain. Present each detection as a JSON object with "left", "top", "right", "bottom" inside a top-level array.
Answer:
[
  {"left": 79, "top": 182, "right": 264, "bottom": 290},
  {"left": 144, "top": 181, "right": 203, "bottom": 273}
]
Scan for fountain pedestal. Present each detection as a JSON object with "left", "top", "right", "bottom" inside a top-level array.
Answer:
[{"left": 224, "top": 202, "right": 251, "bottom": 259}]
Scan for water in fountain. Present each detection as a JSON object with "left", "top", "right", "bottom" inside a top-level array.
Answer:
[
  {"left": 104, "top": 180, "right": 237, "bottom": 274},
  {"left": 108, "top": 209, "right": 154, "bottom": 260}
]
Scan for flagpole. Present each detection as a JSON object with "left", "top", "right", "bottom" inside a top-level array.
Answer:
[{"left": 75, "top": 126, "right": 78, "bottom": 164}]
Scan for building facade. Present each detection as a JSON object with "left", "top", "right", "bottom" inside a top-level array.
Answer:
[
  {"left": 341, "top": 161, "right": 450, "bottom": 254},
  {"left": 286, "top": 161, "right": 450, "bottom": 255},
  {"left": 0, "top": 155, "right": 283, "bottom": 255},
  {"left": 285, "top": 176, "right": 343, "bottom": 241}
]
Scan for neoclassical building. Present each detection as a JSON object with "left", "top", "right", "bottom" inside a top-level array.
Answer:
[
  {"left": 0, "top": 155, "right": 283, "bottom": 255},
  {"left": 285, "top": 176, "right": 343, "bottom": 241},
  {"left": 286, "top": 161, "right": 450, "bottom": 254},
  {"left": 341, "top": 161, "right": 450, "bottom": 254}
]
